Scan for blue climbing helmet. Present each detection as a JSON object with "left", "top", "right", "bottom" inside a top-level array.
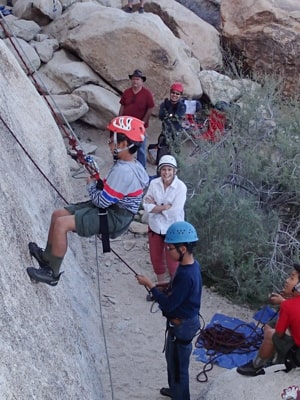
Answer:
[{"left": 165, "top": 221, "right": 199, "bottom": 244}]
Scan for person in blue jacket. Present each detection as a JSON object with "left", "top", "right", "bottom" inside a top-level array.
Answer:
[
  {"left": 136, "top": 221, "right": 202, "bottom": 400},
  {"left": 157, "top": 82, "right": 186, "bottom": 160}
]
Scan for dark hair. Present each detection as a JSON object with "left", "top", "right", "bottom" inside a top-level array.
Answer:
[
  {"left": 109, "top": 132, "right": 140, "bottom": 154},
  {"left": 175, "top": 242, "right": 196, "bottom": 254}
]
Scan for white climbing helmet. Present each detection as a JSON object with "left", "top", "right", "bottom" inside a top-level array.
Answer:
[{"left": 157, "top": 155, "right": 177, "bottom": 172}]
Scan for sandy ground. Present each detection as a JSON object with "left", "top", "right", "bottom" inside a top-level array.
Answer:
[{"left": 68, "top": 120, "right": 254, "bottom": 400}]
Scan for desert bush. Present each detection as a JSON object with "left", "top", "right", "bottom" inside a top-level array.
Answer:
[{"left": 179, "top": 76, "right": 300, "bottom": 305}]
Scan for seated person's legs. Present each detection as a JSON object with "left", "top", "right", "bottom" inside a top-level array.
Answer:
[{"left": 237, "top": 324, "right": 275, "bottom": 376}]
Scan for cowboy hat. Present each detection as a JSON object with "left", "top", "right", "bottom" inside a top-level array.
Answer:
[{"left": 128, "top": 69, "right": 146, "bottom": 82}]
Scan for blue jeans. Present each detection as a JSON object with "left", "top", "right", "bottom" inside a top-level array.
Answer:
[
  {"left": 137, "top": 136, "right": 147, "bottom": 168},
  {"left": 165, "top": 316, "right": 200, "bottom": 400}
]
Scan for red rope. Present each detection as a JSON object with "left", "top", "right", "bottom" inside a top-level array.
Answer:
[{"left": 0, "top": 17, "right": 99, "bottom": 179}]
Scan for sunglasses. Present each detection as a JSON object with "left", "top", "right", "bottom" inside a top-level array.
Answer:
[{"left": 170, "top": 91, "right": 182, "bottom": 96}]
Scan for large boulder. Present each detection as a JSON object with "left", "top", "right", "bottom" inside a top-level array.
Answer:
[
  {"left": 199, "top": 70, "right": 260, "bottom": 104},
  {"left": 220, "top": 0, "right": 300, "bottom": 97},
  {"left": 3, "top": 37, "right": 41, "bottom": 73},
  {"left": 30, "top": 37, "right": 59, "bottom": 63},
  {"left": 43, "top": 2, "right": 110, "bottom": 43},
  {"left": 13, "top": 0, "right": 63, "bottom": 25},
  {"left": 45, "top": 93, "right": 89, "bottom": 122},
  {"left": 73, "top": 84, "right": 120, "bottom": 129},
  {"left": 150, "top": 0, "right": 222, "bottom": 70},
  {"left": 5, "top": 18, "right": 41, "bottom": 41},
  {"left": 46, "top": 2, "right": 203, "bottom": 103},
  {"left": 35, "top": 49, "right": 105, "bottom": 94}
]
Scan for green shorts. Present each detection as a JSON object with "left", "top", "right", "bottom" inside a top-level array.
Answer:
[{"left": 65, "top": 201, "right": 134, "bottom": 238}]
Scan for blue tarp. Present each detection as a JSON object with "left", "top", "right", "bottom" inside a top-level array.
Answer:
[{"left": 193, "top": 306, "right": 277, "bottom": 369}]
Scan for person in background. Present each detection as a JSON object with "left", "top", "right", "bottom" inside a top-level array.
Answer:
[
  {"left": 237, "top": 263, "right": 300, "bottom": 376},
  {"left": 136, "top": 221, "right": 202, "bottom": 400},
  {"left": 143, "top": 154, "right": 187, "bottom": 300},
  {"left": 119, "top": 69, "right": 155, "bottom": 168},
  {"left": 27, "top": 116, "right": 149, "bottom": 286},
  {"left": 157, "top": 82, "right": 186, "bottom": 160},
  {"left": 124, "top": 0, "right": 145, "bottom": 13}
]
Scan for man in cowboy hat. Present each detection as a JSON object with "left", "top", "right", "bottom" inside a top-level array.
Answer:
[{"left": 119, "top": 69, "right": 155, "bottom": 169}]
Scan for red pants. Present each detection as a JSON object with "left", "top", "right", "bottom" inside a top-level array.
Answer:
[{"left": 148, "top": 230, "right": 178, "bottom": 277}]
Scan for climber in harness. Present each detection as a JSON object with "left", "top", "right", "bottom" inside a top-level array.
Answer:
[
  {"left": 136, "top": 221, "right": 202, "bottom": 400},
  {"left": 237, "top": 263, "right": 300, "bottom": 376},
  {"left": 27, "top": 116, "right": 149, "bottom": 286}
]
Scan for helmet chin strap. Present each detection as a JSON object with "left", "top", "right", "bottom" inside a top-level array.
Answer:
[{"left": 112, "top": 132, "right": 134, "bottom": 160}]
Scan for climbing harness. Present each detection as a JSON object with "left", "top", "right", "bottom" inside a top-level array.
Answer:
[{"left": 0, "top": 15, "right": 152, "bottom": 276}]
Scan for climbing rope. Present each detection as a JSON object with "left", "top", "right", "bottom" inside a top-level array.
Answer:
[
  {"left": 194, "top": 305, "right": 277, "bottom": 382},
  {"left": 0, "top": 16, "right": 99, "bottom": 179},
  {"left": 95, "top": 236, "right": 114, "bottom": 400},
  {"left": 0, "top": 15, "right": 148, "bottom": 399}
]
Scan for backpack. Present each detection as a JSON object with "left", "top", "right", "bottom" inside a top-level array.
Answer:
[{"left": 284, "top": 345, "right": 300, "bottom": 372}]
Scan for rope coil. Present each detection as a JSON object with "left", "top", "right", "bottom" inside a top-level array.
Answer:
[{"left": 195, "top": 320, "right": 264, "bottom": 382}]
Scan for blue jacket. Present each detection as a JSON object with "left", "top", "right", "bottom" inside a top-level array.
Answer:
[
  {"left": 151, "top": 260, "right": 202, "bottom": 319},
  {"left": 159, "top": 98, "right": 186, "bottom": 134}
]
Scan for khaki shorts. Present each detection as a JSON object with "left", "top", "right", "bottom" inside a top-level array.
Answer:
[{"left": 65, "top": 201, "right": 134, "bottom": 238}]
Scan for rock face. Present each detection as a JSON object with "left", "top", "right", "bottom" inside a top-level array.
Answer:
[
  {"left": 221, "top": 0, "right": 300, "bottom": 97},
  {"left": 0, "top": 40, "right": 105, "bottom": 399},
  {"left": 51, "top": 3, "right": 203, "bottom": 100},
  {"left": 151, "top": 0, "right": 222, "bottom": 70}
]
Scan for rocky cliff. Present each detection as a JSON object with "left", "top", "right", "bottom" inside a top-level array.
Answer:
[{"left": 0, "top": 40, "right": 105, "bottom": 399}]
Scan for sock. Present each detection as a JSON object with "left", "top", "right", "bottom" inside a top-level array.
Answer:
[
  {"left": 43, "top": 243, "right": 52, "bottom": 263},
  {"left": 49, "top": 255, "right": 63, "bottom": 277},
  {"left": 253, "top": 354, "right": 267, "bottom": 368}
]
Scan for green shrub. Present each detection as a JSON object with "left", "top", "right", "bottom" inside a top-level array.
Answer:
[{"left": 179, "top": 76, "right": 300, "bottom": 305}]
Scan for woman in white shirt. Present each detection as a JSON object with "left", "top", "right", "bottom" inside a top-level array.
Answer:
[{"left": 143, "top": 155, "right": 187, "bottom": 297}]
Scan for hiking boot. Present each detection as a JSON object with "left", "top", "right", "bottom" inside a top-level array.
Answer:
[
  {"left": 27, "top": 266, "right": 61, "bottom": 287},
  {"left": 124, "top": 6, "right": 132, "bottom": 12},
  {"left": 28, "top": 242, "right": 49, "bottom": 269},
  {"left": 160, "top": 387, "right": 172, "bottom": 397},
  {"left": 236, "top": 360, "right": 265, "bottom": 376},
  {"left": 139, "top": 6, "right": 144, "bottom": 13}
]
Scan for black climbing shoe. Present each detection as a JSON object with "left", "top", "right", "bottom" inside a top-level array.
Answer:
[
  {"left": 236, "top": 360, "right": 265, "bottom": 377},
  {"left": 28, "top": 242, "right": 49, "bottom": 268},
  {"left": 160, "top": 387, "right": 172, "bottom": 397},
  {"left": 27, "top": 266, "right": 61, "bottom": 286}
]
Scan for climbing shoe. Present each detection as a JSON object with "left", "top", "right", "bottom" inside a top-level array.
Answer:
[
  {"left": 236, "top": 360, "right": 265, "bottom": 377},
  {"left": 160, "top": 387, "right": 171, "bottom": 397},
  {"left": 27, "top": 266, "right": 61, "bottom": 287},
  {"left": 28, "top": 242, "right": 49, "bottom": 269}
]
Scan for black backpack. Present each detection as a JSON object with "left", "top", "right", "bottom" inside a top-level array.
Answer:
[{"left": 284, "top": 345, "right": 300, "bottom": 372}]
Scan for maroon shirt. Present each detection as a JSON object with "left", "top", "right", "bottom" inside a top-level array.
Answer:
[{"left": 119, "top": 87, "right": 155, "bottom": 128}]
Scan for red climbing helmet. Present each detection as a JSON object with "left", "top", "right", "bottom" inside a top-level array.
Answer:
[
  {"left": 170, "top": 82, "right": 184, "bottom": 94},
  {"left": 107, "top": 116, "right": 145, "bottom": 143}
]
